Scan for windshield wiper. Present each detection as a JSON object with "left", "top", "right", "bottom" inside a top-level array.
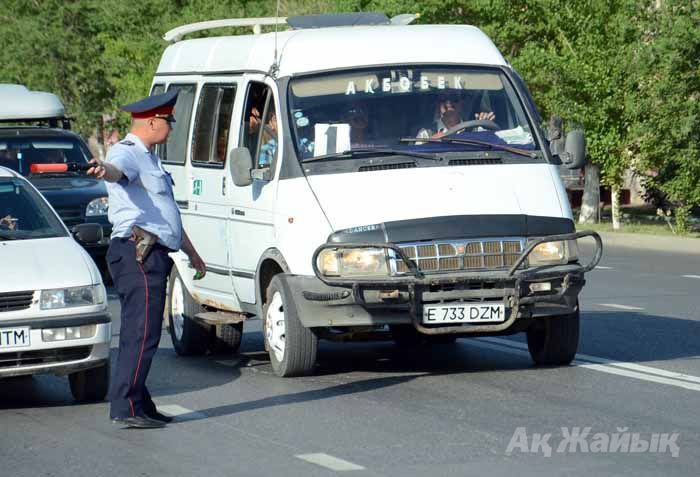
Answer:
[
  {"left": 302, "top": 148, "right": 442, "bottom": 163},
  {"left": 399, "top": 137, "right": 538, "bottom": 159}
]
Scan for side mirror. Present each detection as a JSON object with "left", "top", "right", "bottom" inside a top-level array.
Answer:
[
  {"left": 229, "top": 147, "right": 253, "bottom": 187},
  {"left": 561, "top": 130, "right": 586, "bottom": 170},
  {"left": 73, "top": 223, "right": 103, "bottom": 244}
]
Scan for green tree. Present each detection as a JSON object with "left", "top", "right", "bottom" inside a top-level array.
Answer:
[{"left": 627, "top": 0, "right": 700, "bottom": 232}]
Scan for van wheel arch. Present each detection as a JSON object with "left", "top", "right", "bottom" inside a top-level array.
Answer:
[{"left": 255, "top": 248, "right": 290, "bottom": 315}]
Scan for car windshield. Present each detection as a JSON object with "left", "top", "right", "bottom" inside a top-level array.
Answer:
[
  {"left": 0, "top": 137, "right": 90, "bottom": 176},
  {"left": 0, "top": 178, "right": 67, "bottom": 240},
  {"left": 288, "top": 66, "right": 539, "bottom": 161}
]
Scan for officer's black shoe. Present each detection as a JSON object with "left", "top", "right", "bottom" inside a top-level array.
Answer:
[
  {"left": 147, "top": 410, "right": 174, "bottom": 423},
  {"left": 111, "top": 416, "right": 166, "bottom": 429}
]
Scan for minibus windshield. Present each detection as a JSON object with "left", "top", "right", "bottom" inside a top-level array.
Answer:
[{"left": 288, "top": 66, "right": 539, "bottom": 161}]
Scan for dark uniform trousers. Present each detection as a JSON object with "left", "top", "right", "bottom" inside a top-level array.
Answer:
[{"left": 107, "top": 238, "right": 173, "bottom": 419}]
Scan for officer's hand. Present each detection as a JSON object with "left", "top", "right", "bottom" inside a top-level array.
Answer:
[
  {"left": 86, "top": 158, "right": 107, "bottom": 180},
  {"left": 189, "top": 251, "right": 206, "bottom": 279}
]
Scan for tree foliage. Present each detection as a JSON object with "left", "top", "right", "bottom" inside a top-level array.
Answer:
[{"left": 0, "top": 0, "right": 697, "bottom": 229}]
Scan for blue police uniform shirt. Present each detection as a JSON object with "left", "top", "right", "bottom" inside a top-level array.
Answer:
[{"left": 105, "top": 133, "right": 183, "bottom": 251}]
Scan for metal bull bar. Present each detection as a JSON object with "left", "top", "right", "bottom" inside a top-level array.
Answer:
[{"left": 311, "top": 231, "right": 603, "bottom": 335}]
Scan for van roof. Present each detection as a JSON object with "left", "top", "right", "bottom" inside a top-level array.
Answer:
[
  {"left": 0, "top": 84, "right": 66, "bottom": 121},
  {"left": 156, "top": 24, "right": 508, "bottom": 78}
]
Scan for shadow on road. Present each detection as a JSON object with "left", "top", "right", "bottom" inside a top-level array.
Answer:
[{"left": 174, "top": 373, "right": 420, "bottom": 423}]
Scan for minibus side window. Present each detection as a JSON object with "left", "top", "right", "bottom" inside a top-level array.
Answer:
[
  {"left": 159, "top": 83, "right": 196, "bottom": 165},
  {"left": 240, "top": 82, "right": 277, "bottom": 170},
  {"left": 191, "top": 84, "right": 236, "bottom": 167}
]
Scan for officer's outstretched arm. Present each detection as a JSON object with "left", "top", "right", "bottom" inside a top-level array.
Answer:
[{"left": 87, "top": 159, "right": 124, "bottom": 182}]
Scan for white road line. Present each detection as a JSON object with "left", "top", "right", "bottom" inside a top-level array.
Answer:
[
  {"left": 598, "top": 303, "right": 645, "bottom": 311},
  {"left": 296, "top": 453, "right": 365, "bottom": 471},
  {"left": 474, "top": 337, "right": 700, "bottom": 392},
  {"left": 155, "top": 404, "right": 207, "bottom": 420},
  {"left": 683, "top": 275, "right": 700, "bottom": 279},
  {"left": 595, "top": 266, "right": 613, "bottom": 270}
]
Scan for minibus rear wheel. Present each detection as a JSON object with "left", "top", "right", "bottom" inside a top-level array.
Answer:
[
  {"left": 263, "top": 275, "right": 317, "bottom": 377},
  {"left": 526, "top": 306, "right": 580, "bottom": 365},
  {"left": 167, "top": 268, "right": 209, "bottom": 356}
]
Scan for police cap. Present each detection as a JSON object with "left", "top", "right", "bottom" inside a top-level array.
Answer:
[{"left": 120, "top": 89, "right": 178, "bottom": 122}]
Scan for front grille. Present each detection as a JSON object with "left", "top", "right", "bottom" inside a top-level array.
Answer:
[
  {"left": 0, "top": 346, "right": 91, "bottom": 368},
  {"left": 54, "top": 206, "right": 83, "bottom": 227},
  {"left": 394, "top": 238, "right": 525, "bottom": 274},
  {"left": 0, "top": 290, "right": 34, "bottom": 312}
]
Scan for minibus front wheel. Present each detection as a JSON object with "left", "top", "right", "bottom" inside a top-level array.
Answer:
[
  {"left": 526, "top": 304, "right": 580, "bottom": 366},
  {"left": 263, "top": 275, "right": 317, "bottom": 377}
]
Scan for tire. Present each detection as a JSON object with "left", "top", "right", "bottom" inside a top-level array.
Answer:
[
  {"left": 527, "top": 307, "right": 580, "bottom": 366},
  {"left": 390, "top": 324, "right": 425, "bottom": 348},
  {"left": 263, "top": 275, "right": 317, "bottom": 377},
  {"left": 69, "top": 360, "right": 110, "bottom": 402},
  {"left": 166, "top": 267, "right": 209, "bottom": 356},
  {"left": 209, "top": 322, "right": 243, "bottom": 355}
]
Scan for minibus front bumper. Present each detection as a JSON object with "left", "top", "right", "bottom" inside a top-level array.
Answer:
[{"left": 280, "top": 231, "right": 602, "bottom": 335}]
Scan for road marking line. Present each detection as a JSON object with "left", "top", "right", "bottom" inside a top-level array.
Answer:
[
  {"left": 598, "top": 303, "right": 644, "bottom": 311},
  {"left": 595, "top": 266, "right": 613, "bottom": 270},
  {"left": 474, "top": 337, "right": 700, "bottom": 392},
  {"left": 156, "top": 404, "right": 207, "bottom": 420},
  {"left": 296, "top": 454, "right": 365, "bottom": 471},
  {"left": 683, "top": 275, "right": 700, "bottom": 279}
]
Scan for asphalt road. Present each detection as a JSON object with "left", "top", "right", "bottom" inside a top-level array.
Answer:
[{"left": 2, "top": 240, "right": 699, "bottom": 477}]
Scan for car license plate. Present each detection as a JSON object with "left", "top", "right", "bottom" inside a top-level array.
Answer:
[
  {"left": 0, "top": 326, "right": 31, "bottom": 349},
  {"left": 422, "top": 303, "right": 506, "bottom": 324}
]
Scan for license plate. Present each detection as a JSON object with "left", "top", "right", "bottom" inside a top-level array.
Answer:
[
  {"left": 0, "top": 327, "right": 31, "bottom": 349},
  {"left": 422, "top": 303, "right": 506, "bottom": 324}
]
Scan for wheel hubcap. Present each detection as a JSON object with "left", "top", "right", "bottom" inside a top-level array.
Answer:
[
  {"left": 265, "top": 292, "right": 285, "bottom": 362},
  {"left": 171, "top": 276, "right": 185, "bottom": 341}
]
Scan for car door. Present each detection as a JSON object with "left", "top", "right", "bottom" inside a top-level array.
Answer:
[
  {"left": 227, "top": 77, "right": 280, "bottom": 304},
  {"left": 185, "top": 80, "right": 243, "bottom": 306}
]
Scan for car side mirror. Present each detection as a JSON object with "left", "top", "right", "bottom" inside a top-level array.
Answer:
[
  {"left": 560, "top": 130, "right": 586, "bottom": 170},
  {"left": 73, "top": 223, "right": 103, "bottom": 244},
  {"left": 229, "top": 147, "right": 253, "bottom": 187}
]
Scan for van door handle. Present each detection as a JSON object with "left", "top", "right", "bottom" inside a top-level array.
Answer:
[{"left": 233, "top": 208, "right": 245, "bottom": 216}]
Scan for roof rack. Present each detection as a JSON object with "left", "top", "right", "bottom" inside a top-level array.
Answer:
[
  {"left": 164, "top": 17, "right": 287, "bottom": 43},
  {"left": 164, "top": 13, "right": 420, "bottom": 43}
]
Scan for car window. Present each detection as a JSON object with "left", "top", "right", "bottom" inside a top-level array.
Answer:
[
  {"left": 0, "top": 178, "right": 67, "bottom": 239},
  {"left": 240, "top": 82, "right": 277, "bottom": 170},
  {"left": 158, "top": 84, "right": 196, "bottom": 165},
  {"left": 192, "top": 84, "right": 236, "bottom": 167},
  {"left": 0, "top": 137, "right": 90, "bottom": 176}
]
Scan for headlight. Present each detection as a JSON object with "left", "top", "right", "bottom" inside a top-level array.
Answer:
[
  {"left": 317, "top": 248, "right": 390, "bottom": 277},
  {"left": 528, "top": 240, "right": 578, "bottom": 266},
  {"left": 40, "top": 285, "right": 106, "bottom": 310},
  {"left": 86, "top": 197, "right": 109, "bottom": 216}
]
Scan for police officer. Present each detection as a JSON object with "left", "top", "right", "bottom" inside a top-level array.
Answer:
[{"left": 87, "top": 90, "right": 206, "bottom": 429}]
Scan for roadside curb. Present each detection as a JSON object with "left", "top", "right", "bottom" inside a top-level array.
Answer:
[{"left": 586, "top": 231, "right": 700, "bottom": 255}]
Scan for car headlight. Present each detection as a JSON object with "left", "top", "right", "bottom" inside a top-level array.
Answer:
[
  {"left": 528, "top": 240, "right": 578, "bottom": 266},
  {"left": 317, "top": 247, "right": 390, "bottom": 277},
  {"left": 86, "top": 197, "right": 109, "bottom": 216},
  {"left": 40, "top": 285, "right": 106, "bottom": 310}
]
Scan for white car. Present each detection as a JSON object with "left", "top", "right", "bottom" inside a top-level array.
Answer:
[{"left": 0, "top": 166, "right": 111, "bottom": 401}]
